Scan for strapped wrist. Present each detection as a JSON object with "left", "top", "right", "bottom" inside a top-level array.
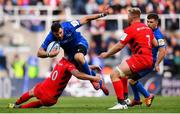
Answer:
[{"left": 99, "top": 13, "right": 106, "bottom": 18}]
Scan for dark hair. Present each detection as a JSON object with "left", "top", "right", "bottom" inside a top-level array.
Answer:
[
  {"left": 147, "top": 13, "right": 159, "bottom": 21},
  {"left": 51, "top": 21, "right": 61, "bottom": 32}
]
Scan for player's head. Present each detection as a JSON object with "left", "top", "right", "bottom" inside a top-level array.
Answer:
[
  {"left": 147, "top": 13, "right": 159, "bottom": 30},
  {"left": 51, "top": 21, "right": 64, "bottom": 40},
  {"left": 128, "top": 8, "right": 141, "bottom": 24}
]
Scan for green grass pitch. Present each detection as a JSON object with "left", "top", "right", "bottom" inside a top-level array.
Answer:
[{"left": 0, "top": 96, "right": 180, "bottom": 113}]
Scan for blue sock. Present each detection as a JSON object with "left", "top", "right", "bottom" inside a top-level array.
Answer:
[
  {"left": 130, "top": 83, "right": 140, "bottom": 101},
  {"left": 135, "top": 81, "right": 150, "bottom": 98},
  {"left": 81, "top": 61, "right": 93, "bottom": 76}
]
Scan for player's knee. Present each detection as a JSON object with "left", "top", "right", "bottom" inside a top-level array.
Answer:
[
  {"left": 110, "top": 70, "right": 120, "bottom": 81},
  {"left": 74, "top": 53, "right": 85, "bottom": 64},
  {"left": 113, "top": 66, "right": 126, "bottom": 78},
  {"left": 129, "top": 79, "right": 137, "bottom": 85}
]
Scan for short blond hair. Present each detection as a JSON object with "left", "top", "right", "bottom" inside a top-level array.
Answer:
[{"left": 128, "top": 8, "right": 141, "bottom": 17}]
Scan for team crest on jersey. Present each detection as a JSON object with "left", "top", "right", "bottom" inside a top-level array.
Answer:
[
  {"left": 120, "top": 33, "right": 127, "bottom": 41},
  {"left": 158, "top": 39, "right": 165, "bottom": 46},
  {"left": 70, "top": 21, "right": 79, "bottom": 27}
]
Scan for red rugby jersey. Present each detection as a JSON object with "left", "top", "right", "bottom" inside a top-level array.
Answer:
[
  {"left": 120, "top": 22, "right": 154, "bottom": 56},
  {"left": 41, "top": 58, "right": 76, "bottom": 98}
]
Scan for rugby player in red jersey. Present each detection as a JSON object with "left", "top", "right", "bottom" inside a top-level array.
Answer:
[
  {"left": 99, "top": 8, "right": 158, "bottom": 109},
  {"left": 8, "top": 57, "right": 102, "bottom": 108}
]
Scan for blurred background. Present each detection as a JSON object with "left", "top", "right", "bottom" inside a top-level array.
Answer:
[{"left": 0, "top": 0, "right": 179, "bottom": 98}]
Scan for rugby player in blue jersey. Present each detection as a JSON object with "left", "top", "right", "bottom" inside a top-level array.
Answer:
[
  {"left": 37, "top": 6, "right": 110, "bottom": 95},
  {"left": 128, "top": 13, "right": 166, "bottom": 107}
]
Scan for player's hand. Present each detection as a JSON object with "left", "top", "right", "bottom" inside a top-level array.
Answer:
[
  {"left": 99, "top": 52, "right": 109, "bottom": 59},
  {"left": 102, "top": 5, "right": 111, "bottom": 16},
  {"left": 49, "top": 49, "right": 60, "bottom": 57},
  {"left": 155, "top": 64, "right": 160, "bottom": 72},
  {"left": 94, "top": 74, "right": 101, "bottom": 82},
  {"left": 89, "top": 65, "right": 102, "bottom": 71}
]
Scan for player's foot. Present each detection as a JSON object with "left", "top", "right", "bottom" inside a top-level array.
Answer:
[
  {"left": 144, "top": 94, "right": 154, "bottom": 107},
  {"left": 8, "top": 103, "right": 21, "bottom": 108},
  {"left": 128, "top": 100, "right": 142, "bottom": 107},
  {"left": 124, "top": 98, "right": 131, "bottom": 105},
  {"left": 91, "top": 81, "right": 100, "bottom": 90},
  {"left": 8, "top": 103, "right": 16, "bottom": 108},
  {"left": 100, "top": 79, "right": 109, "bottom": 96},
  {"left": 108, "top": 103, "right": 128, "bottom": 110}
]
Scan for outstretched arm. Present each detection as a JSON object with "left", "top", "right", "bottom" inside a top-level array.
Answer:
[
  {"left": 71, "top": 70, "right": 101, "bottom": 82},
  {"left": 79, "top": 5, "right": 110, "bottom": 25},
  {"left": 99, "top": 42, "right": 125, "bottom": 59}
]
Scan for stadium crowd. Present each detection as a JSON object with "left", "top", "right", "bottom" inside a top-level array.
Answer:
[{"left": 0, "top": 0, "right": 179, "bottom": 78}]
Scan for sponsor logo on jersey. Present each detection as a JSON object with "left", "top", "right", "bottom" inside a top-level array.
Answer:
[
  {"left": 120, "top": 33, "right": 128, "bottom": 41},
  {"left": 158, "top": 39, "right": 165, "bottom": 46},
  {"left": 70, "top": 20, "right": 79, "bottom": 27}
]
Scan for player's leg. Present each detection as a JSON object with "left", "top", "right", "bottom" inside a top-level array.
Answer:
[
  {"left": 74, "top": 45, "right": 109, "bottom": 95},
  {"left": 74, "top": 45, "right": 93, "bottom": 76},
  {"left": 16, "top": 87, "right": 35, "bottom": 105},
  {"left": 8, "top": 87, "right": 35, "bottom": 108},
  {"left": 121, "top": 78, "right": 128, "bottom": 99},
  {"left": 74, "top": 50, "right": 99, "bottom": 89},
  {"left": 129, "top": 79, "right": 142, "bottom": 107},
  {"left": 131, "top": 80, "right": 154, "bottom": 107},
  {"left": 129, "top": 69, "right": 154, "bottom": 107},
  {"left": 121, "top": 77, "right": 131, "bottom": 105},
  {"left": 18, "top": 100, "right": 43, "bottom": 108},
  {"left": 109, "top": 61, "right": 132, "bottom": 110}
]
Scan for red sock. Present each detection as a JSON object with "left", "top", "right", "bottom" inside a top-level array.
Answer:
[
  {"left": 112, "top": 80, "right": 124, "bottom": 101},
  {"left": 20, "top": 101, "right": 42, "bottom": 108},
  {"left": 121, "top": 77, "right": 128, "bottom": 94},
  {"left": 16, "top": 91, "right": 33, "bottom": 105}
]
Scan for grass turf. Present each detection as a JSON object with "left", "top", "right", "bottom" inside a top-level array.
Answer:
[{"left": 0, "top": 96, "right": 180, "bottom": 113}]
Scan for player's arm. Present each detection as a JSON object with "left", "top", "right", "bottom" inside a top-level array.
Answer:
[
  {"left": 99, "top": 42, "right": 125, "bottom": 59},
  {"left": 155, "top": 39, "right": 166, "bottom": 72},
  {"left": 37, "top": 48, "right": 59, "bottom": 58},
  {"left": 156, "top": 47, "right": 166, "bottom": 65},
  {"left": 152, "top": 37, "right": 158, "bottom": 48},
  {"left": 71, "top": 69, "right": 101, "bottom": 82},
  {"left": 79, "top": 5, "right": 109, "bottom": 25},
  {"left": 37, "top": 33, "right": 59, "bottom": 58},
  {"left": 89, "top": 65, "right": 102, "bottom": 71},
  {"left": 99, "top": 31, "right": 130, "bottom": 59},
  {"left": 37, "top": 47, "right": 49, "bottom": 58}
]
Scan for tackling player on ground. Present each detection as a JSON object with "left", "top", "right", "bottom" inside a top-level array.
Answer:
[{"left": 8, "top": 57, "right": 102, "bottom": 108}]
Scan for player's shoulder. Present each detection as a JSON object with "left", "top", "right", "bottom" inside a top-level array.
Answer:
[
  {"left": 154, "top": 28, "right": 163, "bottom": 35},
  {"left": 124, "top": 22, "right": 146, "bottom": 33},
  {"left": 154, "top": 28, "right": 164, "bottom": 39},
  {"left": 60, "top": 58, "right": 72, "bottom": 65},
  {"left": 45, "top": 32, "right": 57, "bottom": 41},
  {"left": 124, "top": 25, "right": 133, "bottom": 33}
]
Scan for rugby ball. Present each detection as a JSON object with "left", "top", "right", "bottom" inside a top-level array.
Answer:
[{"left": 46, "top": 41, "right": 60, "bottom": 53}]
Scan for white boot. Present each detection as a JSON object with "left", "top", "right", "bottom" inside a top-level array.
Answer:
[
  {"left": 108, "top": 103, "right": 128, "bottom": 110},
  {"left": 124, "top": 98, "right": 131, "bottom": 105}
]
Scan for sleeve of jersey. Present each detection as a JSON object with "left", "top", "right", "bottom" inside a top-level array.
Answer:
[
  {"left": 156, "top": 33, "right": 165, "bottom": 48},
  {"left": 68, "top": 20, "right": 81, "bottom": 30},
  {"left": 119, "top": 28, "right": 132, "bottom": 45},
  {"left": 41, "top": 32, "right": 54, "bottom": 51}
]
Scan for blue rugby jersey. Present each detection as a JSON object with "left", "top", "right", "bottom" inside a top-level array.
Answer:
[{"left": 41, "top": 20, "right": 88, "bottom": 59}]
